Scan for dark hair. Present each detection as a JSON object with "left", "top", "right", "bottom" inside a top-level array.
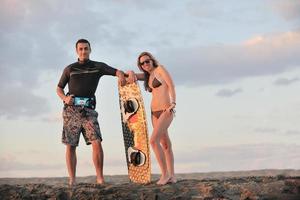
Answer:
[
  {"left": 76, "top": 39, "right": 91, "bottom": 49},
  {"left": 137, "top": 52, "right": 159, "bottom": 92}
]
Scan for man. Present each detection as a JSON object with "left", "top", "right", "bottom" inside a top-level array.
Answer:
[{"left": 56, "top": 39, "right": 126, "bottom": 185}]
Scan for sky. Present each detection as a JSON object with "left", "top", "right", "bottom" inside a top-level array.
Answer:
[{"left": 1, "top": 0, "right": 300, "bottom": 178}]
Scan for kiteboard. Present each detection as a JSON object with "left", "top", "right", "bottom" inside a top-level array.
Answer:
[{"left": 118, "top": 81, "right": 151, "bottom": 184}]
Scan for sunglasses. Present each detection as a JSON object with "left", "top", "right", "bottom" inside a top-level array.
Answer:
[{"left": 140, "top": 59, "right": 151, "bottom": 66}]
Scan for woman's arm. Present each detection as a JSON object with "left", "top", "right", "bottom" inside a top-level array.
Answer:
[
  {"left": 135, "top": 73, "right": 145, "bottom": 80},
  {"left": 127, "top": 70, "right": 145, "bottom": 82}
]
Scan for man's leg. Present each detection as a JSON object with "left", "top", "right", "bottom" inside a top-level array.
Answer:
[
  {"left": 91, "top": 140, "right": 104, "bottom": 184},
  {"left": 66, "top": 145, "right": 77, "bottom": 186}
]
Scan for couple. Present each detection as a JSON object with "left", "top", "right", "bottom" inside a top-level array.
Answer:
[{"left": 56, "top": 39, "right": 176, "bottom": 186}]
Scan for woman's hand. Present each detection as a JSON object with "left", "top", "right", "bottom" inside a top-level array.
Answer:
[{"left": 167, "top": 102, "right": 176, "bottom": 113}]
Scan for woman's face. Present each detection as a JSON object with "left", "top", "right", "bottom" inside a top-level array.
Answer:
[{"left": 139, "top": 55, "right": 153, "bottom": 73}]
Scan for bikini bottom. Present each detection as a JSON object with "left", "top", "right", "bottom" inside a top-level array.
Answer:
[{"left": 151, "top": 109, "right": 175, "bottom": 119}]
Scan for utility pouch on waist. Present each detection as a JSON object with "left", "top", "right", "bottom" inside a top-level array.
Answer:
[{"left": 73, "top": 97, "right": 95, "bottom": 109}]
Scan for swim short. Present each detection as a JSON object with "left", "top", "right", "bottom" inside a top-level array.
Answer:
[{"left": 61, "top": 106, "right": 102, "bottom": 146}]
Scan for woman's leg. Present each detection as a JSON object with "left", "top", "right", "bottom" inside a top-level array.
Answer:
[
  {"left": 150, "top": 110, "right": 173, "bottom": 185},
  {"left": 160, "top": 132, "right": 176, "bottom": 183}
]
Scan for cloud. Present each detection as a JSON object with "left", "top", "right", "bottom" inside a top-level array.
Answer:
[
  {"left": 285, "top": 130, "right": 300, "bottom": 135},
  {"left": 175, "top": 144, "right": 300, "bottom": 172},
  {"left": 1, "top": 1, "right": 299, "bottom": 119},
  {"left": 41, "top": 112, "right": 62, "bottom": 123},
  {"left": 0, "top": 153, "right": 63, "bottom": 171},
  {"left": 216, "top": 88, "right": 242, "bottom": 97},
  {"left": 185, "top": 0, "right": 262, "bottom": 23},
  {"left": 0, "top": 152, "right": 125, "bottom": 177},
  {"left": 253, "top": 128, "right": 279, "bottom": 134},
  {"left": 3, "top": 144, "right": 300, "bottom": 177},
  {"left": 273, "top": 77, "right": 300, "bottom": 86},
  {"left": 253, "top": 128, "right": 300, "bottom": 136},
  {"left": 271, "top": 0, "right": 300, "bottom": 23},
  {"left": 0, "top": 0, "right": 170, "bottom": 120},
  {"left": 0, "top": 0, "right": 176, "bottom": 120},
  {"left": 0, "top": 161, "right": 63, "bottom": 171},
  {"left": 0, "top": 0, "right": 135, "bottom": 119},
  {"left": 159, "top": 31, "right": 300, "bottom": 86},
  {"left": 0, "top": 87, "right": 49, "bottom": 119}
]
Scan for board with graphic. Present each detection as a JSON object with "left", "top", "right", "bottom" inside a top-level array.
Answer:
[{"left": 118, "top": 82, "right": 151, "bottom": 184}]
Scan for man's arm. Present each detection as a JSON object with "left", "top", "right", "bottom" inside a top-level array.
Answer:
[{"left": 57, "top": 66, "right": 74, "bottom": 104}]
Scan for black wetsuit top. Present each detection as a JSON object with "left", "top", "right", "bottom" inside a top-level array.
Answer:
[{"left": 57, "top": 59, "right": 117, "bottom": 98}]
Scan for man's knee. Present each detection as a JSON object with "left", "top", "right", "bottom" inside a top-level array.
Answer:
[
  {"left": 66, "top": 145, "right": 76, "bottom": 152},
  {"left": 91, "top": 139, "right": 103, "bottom": 150}
]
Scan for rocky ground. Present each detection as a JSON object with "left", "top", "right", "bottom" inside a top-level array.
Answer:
[{"left": 0, "top": 170, "right": 300, "bottom": 200}]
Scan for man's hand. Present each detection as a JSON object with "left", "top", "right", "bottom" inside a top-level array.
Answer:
[
  {"left": 56, "top": 87, "right": 73, "bottom": 105},
  {"left": 116, "top": 70, "right": 126, "bottom": 86},
  {"left": 126, "top": 70, "right": 137, "bottom": 84},
  {"left": 64, "top": 95, "right": 74, "bottom": 105}
]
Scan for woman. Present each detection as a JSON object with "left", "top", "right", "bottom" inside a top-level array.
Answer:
[{"left": 128, "top": 52, "right": 176, "bottom": 185}]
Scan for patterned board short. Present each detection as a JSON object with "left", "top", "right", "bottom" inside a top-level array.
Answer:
[{"left": 61, "top": 106, "right": 102, "bottom": 146}]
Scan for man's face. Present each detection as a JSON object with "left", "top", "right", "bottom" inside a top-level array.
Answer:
[{"left": 76, "top": 42, "right": 91, "bottom": 61}]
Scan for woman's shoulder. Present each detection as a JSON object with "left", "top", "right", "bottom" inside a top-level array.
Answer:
[
  {"left": 156, "top": 65, "right": 166, "bottom": 72},
  {"left": 156, "top": 65, "right": 169, "bottom": 75}
]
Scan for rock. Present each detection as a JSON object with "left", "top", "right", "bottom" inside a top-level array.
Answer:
[{"left": 0, "top": 175, "right": 300, "bottom": 199}]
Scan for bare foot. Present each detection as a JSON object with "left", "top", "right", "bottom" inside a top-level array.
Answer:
[
  {"left": 156, "top": 175, "right": 171, "bottom": 185},
  {"left": 168, "top": 176, "right": 177, "bottom": 183},
  {"left": 69, "top": 179, "right": 76, "bottom": 187},
  {"left": 96, "top": 178, "right": 104, "bottom": 185}
]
